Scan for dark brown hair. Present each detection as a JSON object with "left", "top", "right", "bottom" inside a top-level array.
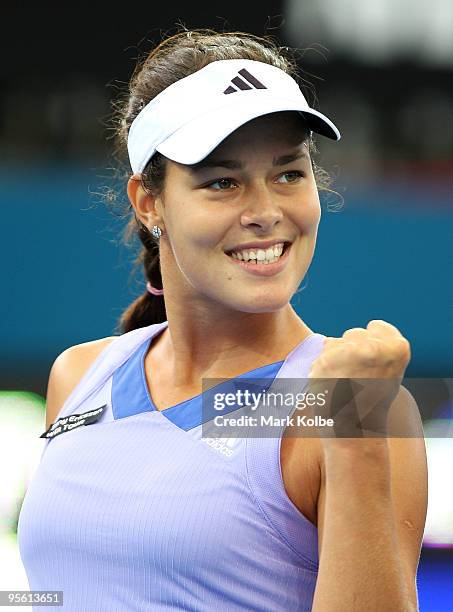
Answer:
[{"left": 109, "top": 28, "right": 337, "bottom": 334}]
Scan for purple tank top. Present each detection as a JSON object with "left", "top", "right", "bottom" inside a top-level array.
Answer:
[{"left": 17, "top": 321, "right": 325, "bottom": 611}]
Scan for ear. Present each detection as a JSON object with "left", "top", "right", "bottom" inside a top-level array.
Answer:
[{"left": 127, "top": 174, "right": 163, "bottom": 229}]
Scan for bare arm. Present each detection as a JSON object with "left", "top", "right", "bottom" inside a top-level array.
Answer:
[{"left": 312, "top": 386, "right": 428, "bottom": 611}]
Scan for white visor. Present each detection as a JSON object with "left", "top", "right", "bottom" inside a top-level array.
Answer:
[{"left": 127, "top": 59, "right": 341, "bottom": 174}]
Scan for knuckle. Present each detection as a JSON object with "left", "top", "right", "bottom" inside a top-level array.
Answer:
[
  {"left": 342, "top": 327, "right": 366, "bottom": 338},
  {"left": 366, "top": 319, "right": 385, "bottom": 327},
  {"left": 395, "top": 337, "right": 411, "bottom": 359},
  {"left": 398, "top": 336, "right": 411, "bottom": 351},
  {"left": 356, "top": 341, "right": 380, "bottom": 364},
  {"left": 367, "top": 319, "right": 389, "bottom": 327},
  {"left": 367, "top": 319, "right": 403, "bottom": 337}
]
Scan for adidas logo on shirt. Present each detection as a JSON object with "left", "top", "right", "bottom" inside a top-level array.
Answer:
[
  {"left": 201, "top": 436, "right": 242, "bottom": 457},
  {"left": 223, "top": 68, "right": 267, "bottom": 94}
]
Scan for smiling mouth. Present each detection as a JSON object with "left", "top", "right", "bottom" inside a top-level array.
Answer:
[
  {"left": 224, "top": 242, "right": 293, "bottom": 278},
  {"left": 225, "top": 241, "right": 292, "bottom": 264}
]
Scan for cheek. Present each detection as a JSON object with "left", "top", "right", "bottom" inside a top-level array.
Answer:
[
  {"left": 164, "top": 192, "right": 223, "bottom": 249},
  {"left": 294, "top": 191, "right": 321, "bottom": 233},
  {"left": 182, "top": 220, "right": 226, "bottom": 250},
  {"left": 164, "top": 214, "right": 225, "bottom": 275}
]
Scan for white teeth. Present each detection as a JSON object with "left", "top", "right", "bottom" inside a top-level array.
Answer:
[{"left": 230, "top": 243, "right": 285, "bottom": 263}]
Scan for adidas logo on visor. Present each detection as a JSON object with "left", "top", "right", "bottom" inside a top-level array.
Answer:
[{"left": 223, "top": 68, "right": 267, "bottom": 94}]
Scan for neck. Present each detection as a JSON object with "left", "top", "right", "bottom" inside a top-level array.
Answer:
[{"left": 153, "top": 302, "right": 313, "bottom": 387}]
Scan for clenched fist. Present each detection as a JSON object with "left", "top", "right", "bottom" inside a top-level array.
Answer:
[
  {"left": 309, "top": 319, "right": 411, "bottom": 380},
  {"left": 305, "top": 320, "right": 412, "bottom": 450}
]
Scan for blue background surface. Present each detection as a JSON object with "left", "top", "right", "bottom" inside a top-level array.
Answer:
[{"left": 2, "top": 163, "right": 451, "bottom": 378}]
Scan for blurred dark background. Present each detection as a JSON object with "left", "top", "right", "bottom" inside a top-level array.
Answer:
[{"left": 1, "top": 2, "right": 452, "bottom": 608}]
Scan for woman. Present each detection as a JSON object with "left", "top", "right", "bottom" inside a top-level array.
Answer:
[{"left": 18, "top": 30, "right": 427, "bottom": 611}]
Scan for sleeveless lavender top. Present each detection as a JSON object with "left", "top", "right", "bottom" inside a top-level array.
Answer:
[{"left": 18, "top": 321, "right": 325, "bottom": 611}]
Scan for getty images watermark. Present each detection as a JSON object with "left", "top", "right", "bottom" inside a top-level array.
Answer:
[
  {"left": 200, "top": 376, "right": 453, "bottom": 439},
  {"left": 211, "top": 386, "right": 332, "bottom": 428}
]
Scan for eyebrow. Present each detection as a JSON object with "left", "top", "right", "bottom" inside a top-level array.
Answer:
[{"left": 189, "top": 150, "right": 309, "bottom": 172}]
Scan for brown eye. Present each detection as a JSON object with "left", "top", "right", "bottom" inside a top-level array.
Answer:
[
  {"left": 277, "top": 171, "right": 304, "bottom": 184},
  {"left": 208, "top": 178, "right": 237, "bottom": 190}
]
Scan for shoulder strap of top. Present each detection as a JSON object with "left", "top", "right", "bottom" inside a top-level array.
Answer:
[
  {"left": 53, "top": 321, "right": 169, "bottom": 421},
  {"left": 245, "top": 332, "right": 326, "bottom": 570},
  {"left": 278, "top": 332, "right": 326, "bottom": 379}
]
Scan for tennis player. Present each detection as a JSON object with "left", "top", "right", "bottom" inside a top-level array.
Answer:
[{"left": 17, "top": 30, "right": 427, "bottom": 611}]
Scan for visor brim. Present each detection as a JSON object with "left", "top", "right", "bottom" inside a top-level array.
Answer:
[{"left": 156, "top": 97, "right": 340, "bottom": 165}]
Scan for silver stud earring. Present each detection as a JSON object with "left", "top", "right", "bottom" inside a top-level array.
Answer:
[{"left": 151, "top": 225, "right": 162, "bottom": 239}]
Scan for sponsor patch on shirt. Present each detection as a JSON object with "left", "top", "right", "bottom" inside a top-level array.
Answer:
[{"left": 39, "top": 404, "right": 108, "bottom": 439}]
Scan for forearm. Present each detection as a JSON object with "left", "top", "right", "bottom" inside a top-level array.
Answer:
[{"left": 312, "top": 444, "right": 417, "bottom": 612}]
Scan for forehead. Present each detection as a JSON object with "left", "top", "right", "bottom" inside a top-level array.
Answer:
[
  {"left": 179, "top": 112, "right": 310, "bottom": 173},
  {"left": 212, "top": 111, "right": 310, "bottom": 155},
  {"left": 164, "top": 111, "right": 311, "bottom": 178}
]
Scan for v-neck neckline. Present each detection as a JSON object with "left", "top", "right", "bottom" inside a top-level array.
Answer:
[
  {"left": 141, "top": 336, "right": 288, "bottom": 413},
  {"left": 112, "top": 320, "right": 324, "bottom": 430}
]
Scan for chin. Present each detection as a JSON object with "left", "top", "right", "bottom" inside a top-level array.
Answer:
[{"left": 231, "top": 294, "right": 291, "bottom": 314}]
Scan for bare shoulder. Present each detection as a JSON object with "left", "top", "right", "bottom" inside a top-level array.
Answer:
[{"left": 45, "top": 336, "right": 118, "bottom": 429}]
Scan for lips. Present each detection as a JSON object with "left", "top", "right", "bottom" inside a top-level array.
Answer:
[
  {"left": 225, "top": 241, "right": 291, "bottom": 257},
  {"left": 225, "top": 241, "right": 292, "bottom": 277}
]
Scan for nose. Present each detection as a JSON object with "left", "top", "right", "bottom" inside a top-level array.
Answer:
[{"left": 240, "top": 185, "right": 284, "bottom": 233}]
